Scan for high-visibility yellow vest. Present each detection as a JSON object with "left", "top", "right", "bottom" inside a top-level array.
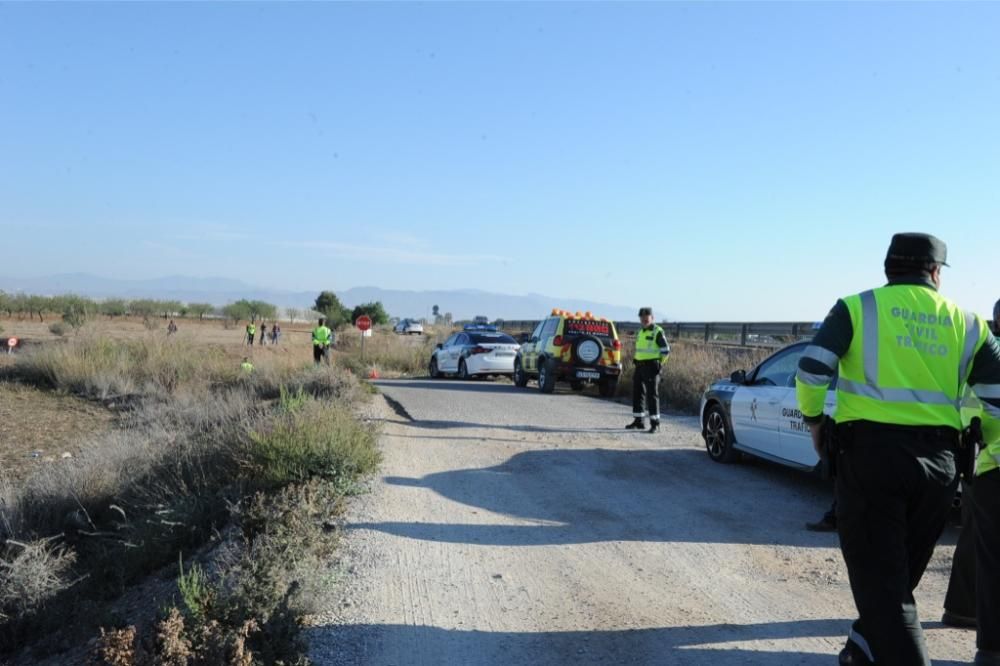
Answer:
[
  {"left": 312, "top": 325, "right": 333, "bottom": 346},
  {"left": 241, "top": 361, "right": 254, "bottom": 373},
  {"left": 247, "top": 324, "right": 256, "bottom": 336},
  {"left": 635, "top": 325, "right": 668, "bottom": 362},
  {"left": 831, "top": 285, "right": 989, "bottom": 428}
]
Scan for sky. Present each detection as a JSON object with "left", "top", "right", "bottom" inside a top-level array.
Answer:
[{"left": 1, "top": 2, "right": 998, "bottom": 321}]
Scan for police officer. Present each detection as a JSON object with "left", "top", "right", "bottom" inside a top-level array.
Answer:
[
  {"left": 626, "top": 307, "right": 670, "bottom": 434},
  {"left": 795, "top": 233, "right": 1000, "bottom": 665},
  {"left": 312, "top": 317, "right": 334, "bottom": 366},
  {"left": 246, "top": 321, "right": 256, "bottom": 347},
  {"left": 973, "top": 298, "right": 1000, "bottom": 665}
]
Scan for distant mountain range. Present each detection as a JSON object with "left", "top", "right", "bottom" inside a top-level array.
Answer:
[{"left": 0, "top": 273, "right": 647, "bottom": 321}]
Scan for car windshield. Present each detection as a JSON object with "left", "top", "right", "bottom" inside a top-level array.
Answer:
[{"left": 470, "top": 332, "right": 516, "bottom": 344}]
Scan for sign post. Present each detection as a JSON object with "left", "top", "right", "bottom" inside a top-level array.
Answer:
[{"left": 356, "top": 315, "right": 372, "bottom": 360}]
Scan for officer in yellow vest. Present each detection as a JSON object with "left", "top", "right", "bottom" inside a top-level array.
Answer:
[
  {"left": 626, "top": 307, "right": 670, "bottom": 433},
  {"left": 240, "top": 357, "right": 254, "bottom": 373},
  {"left": 312, "top": 317, "right": 334, "bottom": 366},
  {"left": 796, "top": 233, "right": 1000, "bottom": 665},
  {"left": 246, "top": 322, "right": 256, "bottom": 347},
  {"left": 973, "top": 298, "right": 1000, "bottom": 665}
]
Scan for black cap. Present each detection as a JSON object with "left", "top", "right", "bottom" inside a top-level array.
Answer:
[
  {"left": 884, "top": 232, "right": 949, "bottom": 268},
  {"left": 638, "top": 307, "right": 652, "bottom": 317}
]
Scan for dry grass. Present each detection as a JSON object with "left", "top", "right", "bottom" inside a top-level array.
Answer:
[
  {"left": 334, "top": 327, "right": 443, "bottom": 377},
  {"left": 0, "top": 382, "right": 115, "bottom": 484}
]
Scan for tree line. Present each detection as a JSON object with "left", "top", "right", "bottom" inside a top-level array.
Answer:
[{"left": 0, "top": 290, "right": 393, "bottom": 329}]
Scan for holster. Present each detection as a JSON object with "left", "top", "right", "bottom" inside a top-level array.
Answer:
[
  {"left": 958, "top": 417, "right": 984, "bottom": 485},
  {"left": 819, "top": 415, "right": 838, "bottom": 480}
]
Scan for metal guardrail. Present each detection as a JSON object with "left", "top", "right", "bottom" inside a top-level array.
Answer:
[{"left": 487, "top": 320, "right": 821, "bottom": 348}]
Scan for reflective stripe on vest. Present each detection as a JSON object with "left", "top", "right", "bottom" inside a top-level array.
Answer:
[
  {"left": 835, "top": 286, "right": 982, "bottom": 427},
  {"left": 635, "top": 325, "right": 665, "bottom": 361}
]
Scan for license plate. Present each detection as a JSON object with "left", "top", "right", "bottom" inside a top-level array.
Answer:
[{"left": 575, "top": 370, "right": 600, "bottom": 379}]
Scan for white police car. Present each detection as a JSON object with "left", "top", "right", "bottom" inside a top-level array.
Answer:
[
  {"left": 699, "top": 341, "right": 836, "bottom": 470},
  {"left": 429, "top": 325, "right": 520, "bottom": 379}
]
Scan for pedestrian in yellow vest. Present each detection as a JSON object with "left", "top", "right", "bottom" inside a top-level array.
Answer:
[
  {"left": 245, "top": 322, "right": 256, "bottom": 347},
  {"left": 240, "top": 357, "right": 254, "bottom": 373},
  {"left": 972, "top": 299, "right": 1000, "bottom": 665},
  {"left": 796, "top": 233, "right": 1000, "bottom": 666},
  {"left": 626, "top": 307, "right": 670, "bottom": 433},
  {"left": 312, "top": 317, "right": 334, "bottom": 366}
]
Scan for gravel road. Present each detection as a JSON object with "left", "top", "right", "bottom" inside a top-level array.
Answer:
[{"left": 307, "top": 379, "right": 974, "bottom": 665}]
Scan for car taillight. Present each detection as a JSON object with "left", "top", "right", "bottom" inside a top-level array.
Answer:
[
  {"left": 553, "top": 335, "right": 563, "bottom": 346},
  {"left": 470, "top": 346, "right": 490, "bottom": 355},
  {"left": 612, "top": 339, "right": 621, "bottom": 350}
]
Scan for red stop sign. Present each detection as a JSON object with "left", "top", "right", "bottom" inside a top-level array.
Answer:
[{"left": 356, "top": 315, "right": 372, "bottom": 331}]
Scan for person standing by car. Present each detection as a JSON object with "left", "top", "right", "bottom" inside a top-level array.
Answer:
[
  {"left": 795, "top": 233, "right": 1000, "bottom": 665},
  {"left": 312, "top": 317, "right": 333, "bottom": 366},
  {"left": 626, "top": 307, "right": 670, "bottom": 433},
  {"left": 971, "top": 298, "right": 1000, "bottom": 665}
]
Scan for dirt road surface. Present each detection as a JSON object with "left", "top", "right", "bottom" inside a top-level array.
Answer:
[{"left": 308, "top": 379, "right": 974, "bottom": 665}]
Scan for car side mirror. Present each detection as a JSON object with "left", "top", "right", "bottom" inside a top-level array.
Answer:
[
  {"left": 730, "top": 369, "right": 746, "bottom": 384},
  {"left": 436, "top": 343, "right": 443, "bottom": 350}
]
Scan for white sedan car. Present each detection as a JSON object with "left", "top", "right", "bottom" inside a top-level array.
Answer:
[
  {"left": 699, "top": 341, "right": 836, "bottom": 471},
  {"left": 394, "top": 319, "right": 424, "bottom": 335},
  {"left": 429, "top": 326, "right": 520, "bottom": 379}
]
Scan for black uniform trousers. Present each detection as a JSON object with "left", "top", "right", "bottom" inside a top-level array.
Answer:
[
  {"left": 944, "top": 481, "right": 977, "bottom": 619},
  {"left": 975, "top": 468, "right": 1000, "bottom": 652},
  {"left": 835, "top": 421, "right": 959, "bottom": 666},
  {"left": 632, "top": 360, "right": 661, "bottom": 421}
]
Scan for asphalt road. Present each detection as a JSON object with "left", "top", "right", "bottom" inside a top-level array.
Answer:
[{"left": 307, "top": 378, "right": 973, "bottom": 665}]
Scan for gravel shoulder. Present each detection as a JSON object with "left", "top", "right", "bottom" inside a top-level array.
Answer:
[{"left": 307, "top": 379, "right": 973, "bottom": 665}]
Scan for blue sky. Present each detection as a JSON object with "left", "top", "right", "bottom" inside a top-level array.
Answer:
[{"left": 1, "top": 2, "right": 998, "bottom": 321}]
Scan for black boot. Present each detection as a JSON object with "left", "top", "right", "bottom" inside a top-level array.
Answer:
[
  {"left": 648, "top": 420, "right": 660, "bottom": 434},
  {"left": 626, "top": 418, "right": 645, "bottom": 430}
]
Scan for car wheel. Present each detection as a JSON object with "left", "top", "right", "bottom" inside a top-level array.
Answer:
[
  {"left": 429, "top": 356, "right": 442, "bottom": 379},
  {"left": 598, "top": 377, "right": 618, "bottom": 398},
  {"left": 538, "top": 358, "right": 556, "bottom": 393},
  {"left": 513, "top": 359, "right": 528, "bottom": 387},
  {"left": 458, "top": 359, "right": 470, "bottom": 380},
  {"left": 570, "top": 381, "right": 585, "bottom": 391},
  {"left": 704, "top": 403, "right": 739, "bottom": 463}
]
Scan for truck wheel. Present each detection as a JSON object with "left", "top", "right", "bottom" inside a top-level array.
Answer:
[
  {"left": 513, "top": 359, "right": 529, "bottom": 387},
  {"left": 538, "top": 358, "right": 556, "bottom": 393}
]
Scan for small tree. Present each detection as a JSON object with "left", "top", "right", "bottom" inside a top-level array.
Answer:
[
  {"left": 314, "top": 291, "right": 350, "bottom": 327},
  {"left": 285, "top": 307, "right": 301, "bottom": 324},
  {"left": 432, "top": 304, "right": 440, "bottom": 318},
  {"left": 129, "top": 299, "right": 158, "bottom": 319},
  {"left": 222, "top": 301, "right": 252, "bottom": 324},
  {"left": 248, "top": 300, "right": 278, "bottom": 322},
  {"left": 100, "top": 298, "right": 128, "bottom": 318},
  {"left": 159, "top": 300, "right": 184, "bottom": 319},
  {"left": 187, "top": 303, "right": 215, "bottom": 320},
  {"left": 350, "top": 301, "right": 389, "bottom": 326}
]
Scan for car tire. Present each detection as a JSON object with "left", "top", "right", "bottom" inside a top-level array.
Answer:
[
  {"left": 429, "top": 356, "right": 442, "bottom": 379},
  {"left": 570, "top": 381, "right": 585, "bottom": 391},
  {"left": 538, "top": 358, "right": 556, "bottom": 393},
  {"left": 598, "top": 377, "right": 618, "bottom": 398},
  {"left": 704, "top": 403, "right": 739, "bottom": 463},
  {"left": 458, "top": 359, "right": 471, "bottom": 380},
  {"left": 513, "top": 359, "right": 528, "bottom": 387}
]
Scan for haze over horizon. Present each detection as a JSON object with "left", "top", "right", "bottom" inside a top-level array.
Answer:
[{"left": 2, "top": 3, "right": 998, "bottom": 320}]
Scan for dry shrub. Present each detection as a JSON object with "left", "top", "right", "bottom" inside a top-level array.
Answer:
[
  {"left": 6, "top": 333, "right": 233, "bottom": 399},
  {"left": 0, "top": 539, "right": 76, "bottom": 622},
  {"left": 335, "top": 329, "right": 438, "bottom": 376},
  {"left": 94, "top": 625, "right": 141, "bottom": 666}
]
